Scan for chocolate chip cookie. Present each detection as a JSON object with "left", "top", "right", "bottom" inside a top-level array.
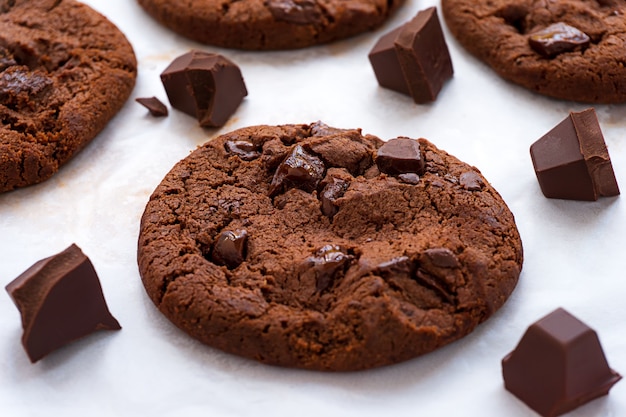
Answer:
[
  {"left": 137, "top": 0, "right": 406, "bottom": 50},
  {"left": 0, "top": 0, "right": 137, "bottom": 193},
  {"left": 442, "top": 0, "right": 626, "bottom": 103},
  {"left": 137, "top": 122, "right": 523, "bottom": 371}
]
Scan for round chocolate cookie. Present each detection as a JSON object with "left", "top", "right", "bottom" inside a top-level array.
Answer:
[
  {"left": 137, "top": 122, "right": 523, "bottom": 371},
  {"left": 0, "top": 0, "right": 137, "bottom": 193},
  {"left": 441, "top": 0, "right": 626, "bottom": 103},
  {"left": 137, "top": 0, "right": 405, "bottom": 50}
]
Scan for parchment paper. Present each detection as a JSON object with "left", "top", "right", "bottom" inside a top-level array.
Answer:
[{"left": 1, "top": 1, "right": 625, "bottom": 416}]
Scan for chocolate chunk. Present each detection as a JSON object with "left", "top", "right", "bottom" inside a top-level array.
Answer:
[
  {"left": 424, "top": 248, "right": 459, "bottom": 268},
  {"left": 304, "top": 245, "right": 353, "bottom": 292},
  {"left": 269, "top": 144, "right": 325, "bottom": 196},
  {"left": 160, "top": 50, "right": 247, "bottom": 128},
  {"left": 376, "top": 256, "right": 414, "bottom": 276},
  {"left": 4, "top": 244, "right": 121, "bottom": 363},
  {"left": 502, "top": 308, "right": 621, "bottom": 417},
  {"left": 529, "top": 23, "right": 590, "bottom": 58},
  {"left": 135, "top": 96, "right": 168, "bottom": 117},
  {"left": 375, "top": 137, "right": 425, "bottom": 175},
  {"left": 530, "top": 108, "right": 619, "bottom": 201},
  {"left": 225, "top": 140, "right": 261, "bottom": 161},
  {"left": 266, "top": 0, "right": 322, "bottom": 25},
  {"left": 319, "top": 177, "right": 349, "bottom": 218},
  {"left": 0, "top": 66, "right": 53, "bottom": 109},
  {"left": 368, "top": 7, "right": 453, "bottom": 103},
  {"left": 212, "top": 230, "right": 248, "bottom": 268},
  {"left": 459, "top": 171, "right": 484, "bottom": 191},
  {"left": 398, "top": 173, "right": 420, "bottom": 184}
]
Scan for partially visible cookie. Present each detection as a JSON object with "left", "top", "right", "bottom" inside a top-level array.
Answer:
[
  {"left": 441, "top": 0, "right": 626, "bottom": 103},
  {"left": 0, "top": 0, "right": 137, "bottom": 193},
  {"left": 137, "top": 0, "right": 406, "bottom": 50},
  {"left": 137, "top": 122, "right": 523, "bottom": 371}
]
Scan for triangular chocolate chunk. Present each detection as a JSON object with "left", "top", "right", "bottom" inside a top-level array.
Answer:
[{"left": 5, "top": 244, "right": 120, "bottom": 362}]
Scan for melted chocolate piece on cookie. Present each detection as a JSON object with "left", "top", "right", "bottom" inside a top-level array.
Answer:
[
  {"left": 502, "top": 308, "right": 621, "bottom": 417},
  {"left": 319, "top": 176, "right": 349, "bottom": 218},
  {"left": 459, "top": 171, "right": 485, "bottom": 191},
  {"left": 266, "top": 0, "right": 322, "bottom": 24},
  {"left": 5, "top": 244, "right": 121, "bottom": 363},
  {"left": 375, "top": 137, "right": 425, "bottom": 175},
  {"left": 303, "top": 245, "right": 353, "bottom": 292},
  {"left": 369, "top": 7, "right": 453, "bottom": 103},
  {"left": 225, "top": 140, "right": 261, "bottom": 161},
  {"left": 529, "top": 22, "right": 590, "bottom": 58},
  {"left": 269, "top": 144, "right": 325, "bottom": 196},
  {"left": 160, "top": 50, "right": 247, "bottom": 128},
  {"left": 212, "top": 230, "right": 249, "bottom": 268}
]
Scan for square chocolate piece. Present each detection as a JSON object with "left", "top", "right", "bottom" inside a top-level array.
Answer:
[
  {"left": 5, "top": 244, "right": 121, "bottom": 362},
  {"left": 530, "top": 108, "right": 619, "bottom": 201},
  {"left": 368, "top": 7, "right": 453, "bottom": 103},
  {"left": 502, "top": 308, "right": 621, "bottom": 417}
]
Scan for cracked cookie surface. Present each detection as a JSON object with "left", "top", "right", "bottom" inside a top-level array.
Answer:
[
  {"left": 137, "top": 0, "right": 405, "bottom": 50},
  {"left": 442, "top": 0, "right": 626, "bottom": 103},
  {"left": 137, "top": 122, "right": 523, "bottom": 371},
  {"left": 0, "top": 0, "right": 137, "bottom": 193}
]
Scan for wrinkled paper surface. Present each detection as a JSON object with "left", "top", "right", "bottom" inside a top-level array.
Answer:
[{"left": 1, "top": 0, "right": 625, "bottom": 415}]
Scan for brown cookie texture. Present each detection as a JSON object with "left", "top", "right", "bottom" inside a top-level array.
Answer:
[
  {"left": 0, "top": 0, "right": 137, "bottom": 193},
  {"left": 441, "top": 0, "right": 626, "bottom": 103},
  {"left": 137, "top": 0, "right": 406, "bottom": 50},
  {"left": 137, "top": 122, "right": 523, "bottom": 371}
]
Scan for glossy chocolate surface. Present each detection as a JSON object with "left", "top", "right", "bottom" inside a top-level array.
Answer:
[
  {"left": 368, "top": 7, "right": 453, "bottom": 103},
  {"left": 530, "top": 108, "right": 619, "bottom": 200},
  {"left": 5, "top": 244, "right": 120, "bottom": 363},
  {"left": 160, "top": 50, "right": 247, "bottom": 127},
  {"left": 502, "top": 308, "right": 621, "bottom": 417}
]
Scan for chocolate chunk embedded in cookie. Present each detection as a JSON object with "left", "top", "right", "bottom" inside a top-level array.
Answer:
[
  {"left": 137, "top": 122, "right": 523, "bottom": 371},
  {"left": 441, "top": 0, "right": 626, "bottom": 103},
  {"left": 0, "top": 0, "right": 137, "bottom": 193},
  {"left": 137, "top": 0, "right": 406, "bottom": 50}
]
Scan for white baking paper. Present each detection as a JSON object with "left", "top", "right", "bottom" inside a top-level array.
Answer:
[{"left": 1, "top": 1, "right": 625, "bottom": 416}]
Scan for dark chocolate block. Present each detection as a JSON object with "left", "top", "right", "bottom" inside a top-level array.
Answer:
[
  {"left": 375, "top": 137, "right": 425, "bottom": 175},
  {"left": 368, "top": 7, "right": 453, "bottom": 103},
  {"left": 502, "top": 308, "right": 621, "bottom": 417},
  {"left": 160, "top": 50, "right": 247, "bottom": 128},
  {"left": 5, "top": 244, "right": 121, "bottom": 363},
  {"left": 530, "top": 108, "right": 619, "bottom": 201}
]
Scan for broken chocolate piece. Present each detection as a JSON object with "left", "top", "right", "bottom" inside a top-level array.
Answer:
[
  {"left": 266, "top": 0, "right": 322, "bottom": 25},
  {"left": 502, "top": 308, "right": 621, "bottom": 417},
  {"left": 135, "top": 96, "right": 168, "bottom": 117},
  {"left": 160, "top": 50, "right": 247, "bottom": 128},
  {"left": 424, "top": 248, "right": 459, "bottom": 268},
  {"left": 459, "top": 171, "right": 484, "bottom": 191},
  {"left": 398, "top": 173, "right": 420, "bottom": 184},
  {"left": 319, "top": 177, "right": 349, "bottom": 218},
  {"left": 368, "top": 7, "right": 453, "bottom": 103},
  {"left": 269, "top": 144, "right": 325, "bottom": 196},
  {"left": 225, "top": 140, "right": 261, "bottom": 161},
  {"left": 530, "top": 108, "right": 619, "bottom": 201},
  {"left": 5, "top": 244, "right": 120, "bottom": 363},
  {"left": 529, "top": 22, "right": 590, "bottom": 58},
  {"left": 375, "top": 137, "right": 425, "bottom": 176},
  {"left": 303, "top": 245, "right": 353, "bottom": 292},
  {"left": 213, "top": 230, "right": 248, "bottom": 268}
]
